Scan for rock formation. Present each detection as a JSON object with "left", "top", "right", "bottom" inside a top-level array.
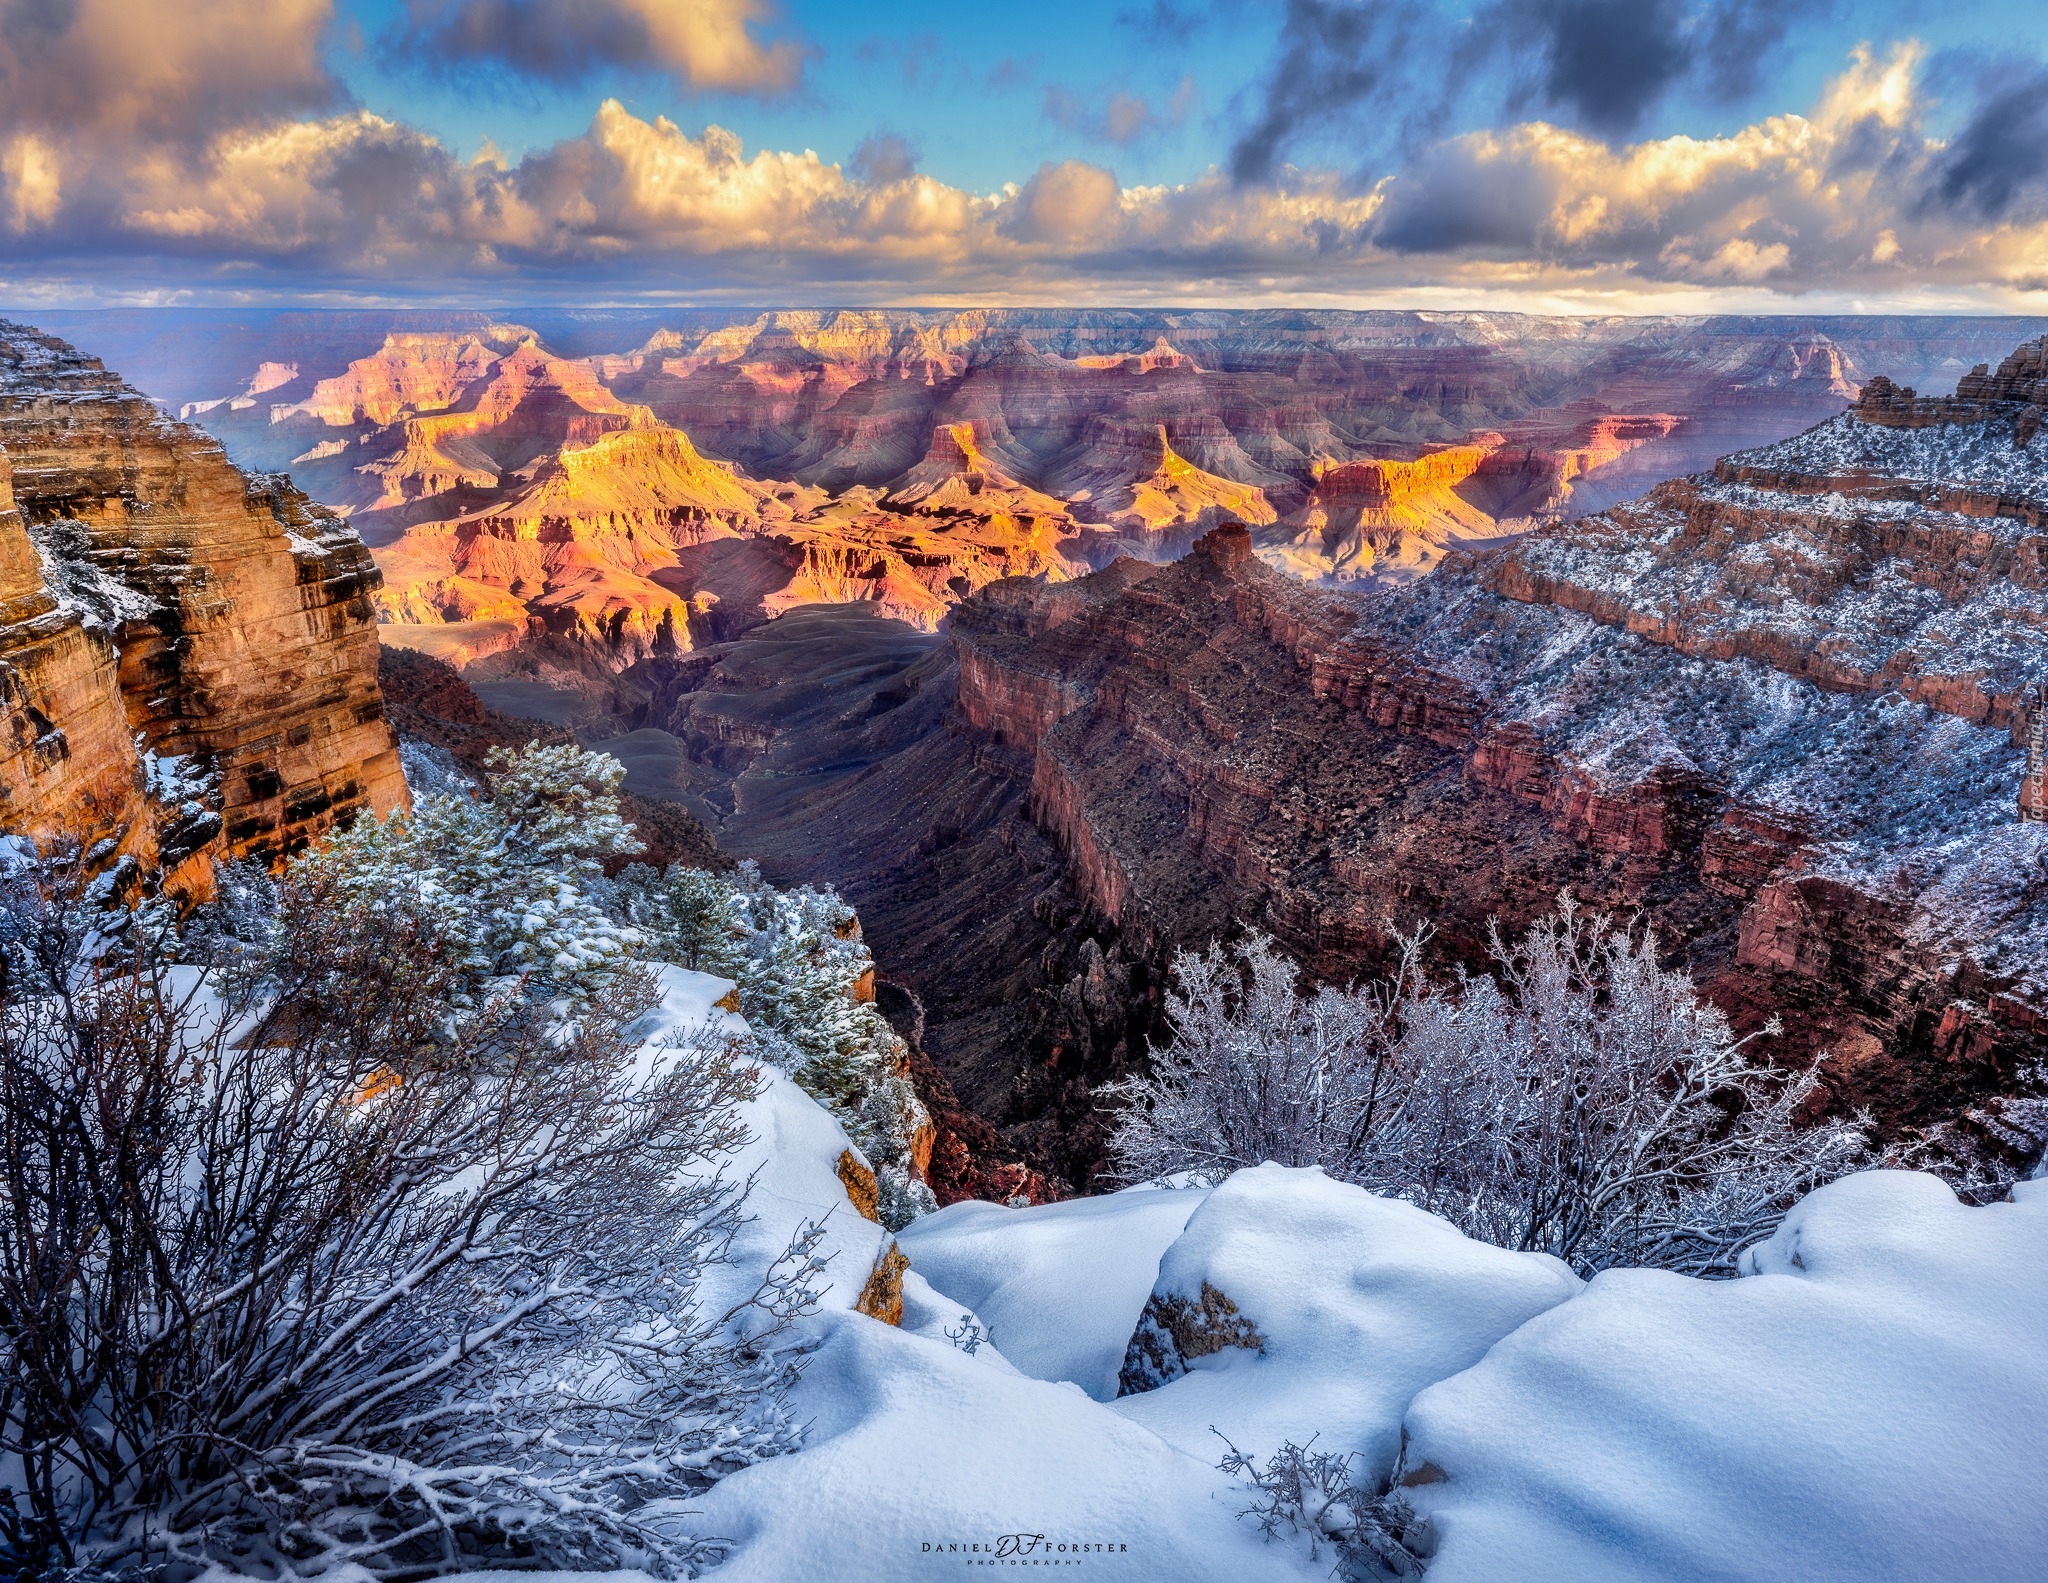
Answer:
[
  {"left": 141, "top": 308, "right": 2025, "bottom": 682},
  {"left": 0, "top": 322, "right": 406, "bottom": 890},
  {"left": 604, "top": 336, "right": 2048, "bottom": 1190}
]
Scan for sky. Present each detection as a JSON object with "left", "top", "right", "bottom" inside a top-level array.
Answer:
[{"left": 3, "top": 0, "right": 2047, "bottom": 312}]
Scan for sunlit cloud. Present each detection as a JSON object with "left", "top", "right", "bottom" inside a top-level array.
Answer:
[
  {"left": 392, "top": 0, "right": 806, "bottom": 95},
  {"left": 1, "top": 3, "right": 2044, "bottom": 312}
]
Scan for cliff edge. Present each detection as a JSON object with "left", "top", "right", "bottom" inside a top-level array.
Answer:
[{"left": 0, "top": 321, "right": 406, "bottom": 891}]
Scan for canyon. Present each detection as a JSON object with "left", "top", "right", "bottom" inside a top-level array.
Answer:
[
  {"left": 7, "top": 307, "right": 2046, "bottom": 1198},
  {"left": 88, "top": 309, "right": 2046, "bottom": 689},
  {"left": 0, "top": 321, "right": 406, "bottom": 895},
  {"left": 586, "top": 335, "right": 2048, "bottom": 1192}
]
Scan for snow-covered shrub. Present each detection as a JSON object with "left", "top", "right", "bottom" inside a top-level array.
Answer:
[
  {"left": 395, "top": 735, "right": 475, "bottom": 799},
  {"left": 175, "top": 855, "right": 279, "bottom": 960},
  {"left": 1109, "top": 896, "right": 1867, "bottom": 1275},
  {"left": 0, "top": 853, "right": 822, "bottom": 1582},
  {"left": 601, "top": 860, "right": 936, "bottom": 1228},
  {"left": 306, "top": 741, "right": 644, "bottom": 997},
  {"left": 607, "top": 859, "right": 749, "bottom": 976},
  {"left": 1217, "top": 1434, "right": 1423, "bottom": 1580}
]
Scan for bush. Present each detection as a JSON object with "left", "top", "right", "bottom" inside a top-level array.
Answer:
[
  {"left": 1108, "top": 896, "right": 1867, "bottom": 1275},
  {"left": 1216, "top": 1434, "right": 1424, "bottom": 1580},
  {"left": 0, "top": 850, "right": 822, "bottom": 1580},
  {"left": 600, "top": 861, "right": 937, "bottom": 1229},
  {"left": 307, "top": 742, "right": 645, "bottom": 997}
]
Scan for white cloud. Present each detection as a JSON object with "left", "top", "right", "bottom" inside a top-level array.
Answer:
[
  {"left": 4, "top": 137, "right": 61, "bottom": 233},
  {"left": 0, "top": 22, "right": 2043, "bottom": 312}
]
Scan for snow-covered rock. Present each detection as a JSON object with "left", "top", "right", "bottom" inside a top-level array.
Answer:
[
  {"left": 1401, "top": 1169, "right": 2048, "bottom": 1583},
  {"left": 1110, "top": 1166, "right": 1583, "bottom": 1482},
  {"left": 895, "top": 1183, "right": 1210, "bottom": 1400},
  {"left": 686, "top": 1306, "right": 1322, "bottom": 1581},
  {"left": 605, "top": 992, "right": 2048, "bottom": 1581}
]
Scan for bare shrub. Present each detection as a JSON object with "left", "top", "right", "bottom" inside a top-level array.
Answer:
[
  {"left": 1216, "top": 1434, "right": 1424, "bottom": 1580},
  {"left": 1109, "top": 896, "right": 1866, "bottom": 1275},
  {"left": 0, "top": 853, "right": 821, "bottom": 1580}
]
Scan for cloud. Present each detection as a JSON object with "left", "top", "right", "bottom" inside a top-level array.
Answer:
[
  {"left": 1926, "top": 59, "right": 2048, "bottom": 221},
  {"left": 850, "top": 133, "right": 919, "bottom": 185},
  {"left": 0, "top": 0, "right": 340, "bottom": 143},
  {"left": 1226, "top": 0, "right": 1821, "bottom": 179},
  {"left": 1483, "top": 0, "right": 1801, "bottom": 138},
  {"left": 1228, "top": 0, "right": 1427, "bottom": 183},
  {"left": 0, "top": 18, "right": 2044, "bottom": 312},
  {"left": 4, "top": 137, "right": 61, "bottom": 233},
  {"left": 1002, "top": 162, "right": 1123, "bottom": 244},
  {"left": 395, "top": 0, "right": 804, "bottom": 95},
  {"left": 1362, "top": 40, "right": 2048, "bottom": 296},
  {"left": 1044, "top": 77, "right": 1199, "bottom": 145}
]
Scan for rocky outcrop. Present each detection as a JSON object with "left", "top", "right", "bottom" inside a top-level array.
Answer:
[
  {"left": 606, "top": 341, "right": 2048, "bottom": 1190},
  {"left": 0, "top": 322, "right": 407, "bottom": 888},
  {"left": 159, "top": 308, "right": 2039, "bottom": 682},
  {"left": 1117, "top": 1282, "right": 1265, "bottom": 1395},
  {"left": 1851, "top": 337, "right": 2048, "bottom": 441},
  {"left": 854, "top": 1241, "right": 910, "bottom": 1326},
  {"left": 0, "top": 443, "right": 153, "bottom": 871}
]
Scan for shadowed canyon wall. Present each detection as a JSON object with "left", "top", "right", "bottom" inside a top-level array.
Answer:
[{"left": 604, "top": 340, "right": 2048, "bottom": 1191}]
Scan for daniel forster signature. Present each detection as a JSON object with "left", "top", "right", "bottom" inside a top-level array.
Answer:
[{"left": 920, "top": 1532, "right": 1133, "bottom": 1563}]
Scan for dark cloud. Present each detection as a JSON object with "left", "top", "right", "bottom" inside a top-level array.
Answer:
[
  {"left": 393, "top": 0, "right": 804, "bottom": 95},
  {"left": 1228, "top": 0, "right": 1817, "bottom": 180},
  {"left": 1228, "top": 0, "right": 1428, "bottom": 183},
  {"left": 850, "top": 132, "right": 918, "bottom": 184},
  {"left": 1371, "top": 141, "right": 1559, "bottom": 253},
  {"left": 0, "top": 0, "right": 341, "bottom": 147},
  {"left": 1927, "top": 60, "right": 2048, "bottom": 221},
  {"left": 1487, "top": 0, "right": 1800, "bottom": 137}
]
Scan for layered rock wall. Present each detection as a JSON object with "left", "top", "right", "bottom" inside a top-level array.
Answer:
[
  {"left": 0, "top": 321, "right": 406, "bottom": 884},
  {"left": 605, "top": 333, "right": 2048, "bottom": 1190},
  {"left": 938, "top": 512, "right": 2046, "bottom": 1178},
  {"left": 0, "top": 444, "right": 154, "bottom": 869}
]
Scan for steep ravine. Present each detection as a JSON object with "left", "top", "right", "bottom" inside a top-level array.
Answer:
[{"left": 606, "top": 346, "right": 2048, "bottom": 1190}]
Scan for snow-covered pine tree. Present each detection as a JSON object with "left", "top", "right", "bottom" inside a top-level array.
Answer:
[
  {"left": 597, "top": 861, "right": 937, "bottom": 1228},
  {"left": 300, "top": 742, "right": 644, "bottom": 997}
]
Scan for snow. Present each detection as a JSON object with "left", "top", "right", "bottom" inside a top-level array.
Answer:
[
  {"left": 633, "top": 966, "right": 889, "bottom": 1319},
  {"left": 1372, "top": 501, "right": 2048, "bottom": 997},
  {"left": 1738, "top": 411, "right": 2048, "bottom": 502},
  {"left": 631, "top": 988, "right": 1321, "bottom": 1579},
  {"left": 1401, "top": 1169, "right": 2048, "bottom": 1583},
  {"left": 895, "top": 1184, "right": 1211, "bottom": 1399},
  {"left": 685, "top": 1302, "right": 1324, "bottom": 1582},
  {"left": 220, "top": 964, "right": 2042, "bottom": 1581},
  {"left": 1109, "top": 1166, "right": 1581, "bottom": 1483}
]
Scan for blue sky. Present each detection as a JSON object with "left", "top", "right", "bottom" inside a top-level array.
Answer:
[
  {"left": 333, "top": 0, "right": 2048, "bottom": 187},
  {"left": 2, "top": 0, "right": 2047, "bottom": 309}
]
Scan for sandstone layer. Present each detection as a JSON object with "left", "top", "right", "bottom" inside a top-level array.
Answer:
[
  {"left": 0, "top": 322, "right": 406, "bottom": 888},
  {"left": 137, "top": 309, "right": 2033, "bottom": 681}
]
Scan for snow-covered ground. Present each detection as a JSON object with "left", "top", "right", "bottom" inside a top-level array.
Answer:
[
  {"left": 1736, "top": 410, "right": 2048, "bottom": 502},
  {"left": 489, "top": 972, "right": 2048, "bottom": 1581},
  {"left": 1404, "top": 1169, "right": 2048, "bottom": 1583}
]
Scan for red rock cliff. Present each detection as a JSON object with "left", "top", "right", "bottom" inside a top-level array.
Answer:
[{"left": 0, "top": 322, "right": 407, "bottom": 886}]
